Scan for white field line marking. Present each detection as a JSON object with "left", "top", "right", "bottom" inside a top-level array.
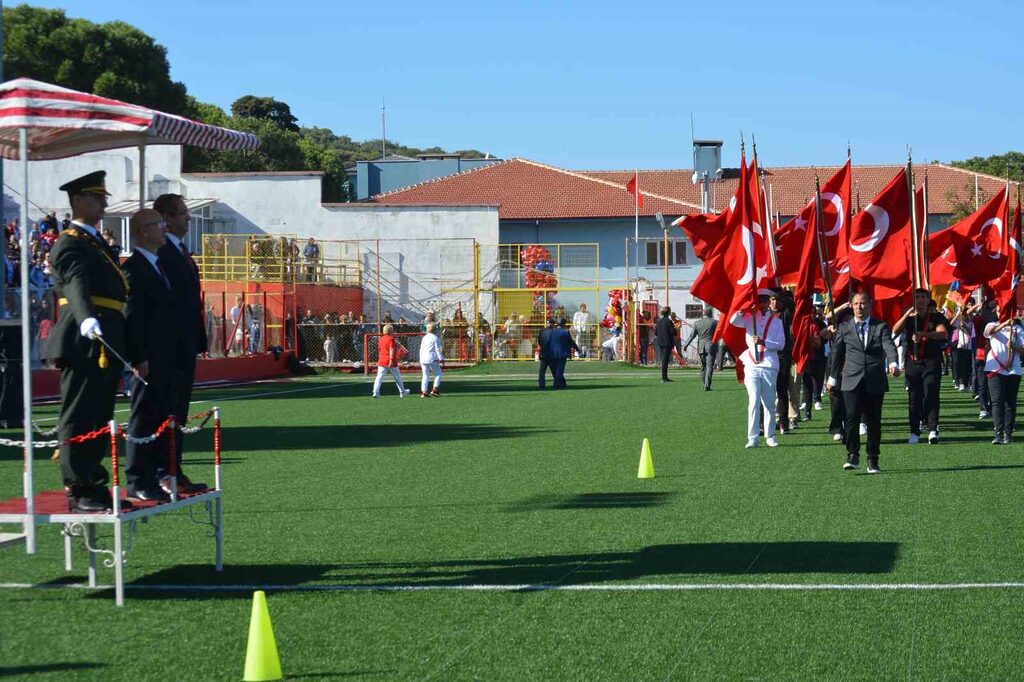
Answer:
[{"left": 2, "top": 581, "right": 1024, "bottom": 593}]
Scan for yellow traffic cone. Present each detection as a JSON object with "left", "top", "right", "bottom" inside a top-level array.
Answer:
[
  {"left": 243, "top": 591, "right": 283, "bottom": 682},
  {"left": 637, "top": 438, "right": 655, "bottom": 479}
]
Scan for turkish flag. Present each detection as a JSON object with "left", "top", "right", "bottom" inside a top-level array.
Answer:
[
  {"left": 790, "top": 162, "right": 852, "bottom": 372},
  {"left": 692, "top": 153, "right": 771, "bottom": 380},
  {"left": 991, "top": 198, "right": 1022, "bottom": 320},
  {"left": 928, "top": 186, "right": 1008, "bottom": 287},
  {"left": 674, "top": 209, "right": 728, "bottom": 261},
  {"left": 848, "top": 169, "right": 913, "bottom": 288},
  {"left": 625, "top": 173, "right": 644, "bottom": 209}
]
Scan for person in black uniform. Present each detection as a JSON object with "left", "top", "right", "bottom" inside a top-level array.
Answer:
[
  {"left": 153, "top": 194, "right": 208, "bottom": 492},
  {"left": 123, "top": 210, "right": 177, "bottom": 501},
  {"left": 770, "top": 290, "right": 796, "bottom": 433},
  {"left": 893, "top": 288, "right": 949, "bottom": 444},
  {"left": 43, "top": 171, "right": 128, "bottom": 512},
  {"left": 654, "top": 306, "right": 676, "bottom": 382},
  {"left": 536, "top": 317, "right": 557, "bottom": 389}
]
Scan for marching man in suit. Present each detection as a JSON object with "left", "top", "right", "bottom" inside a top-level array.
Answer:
[
  {"left": 123, "top": 210, "right": 176, "bottom": 501},
  {"left": 683, "top": 306, "right": 718, "bottom": 390},
  {"left": 44, "top": 171, "right": 128, "bottom": 513},
  {"left": 827, "top": 290, "right": 900, "bottom": 474}
]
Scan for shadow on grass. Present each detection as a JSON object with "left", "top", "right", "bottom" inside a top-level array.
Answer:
[
  {"left": 106, "top": 541, "right": 898, "bottom": 599},
  {"left": 868, "top": 463, "right": 1024, "bottom": 475},
  {"left": 442, "top": 381, "right": 622, "bottom": 395},
  {"left": 0, "top": 662, "right": 107, "bottom": 675},
  {"left": 287, "top": 672, "right": 397, "bottom": 679},
  {"left": 220, "top": 423, "right": 556, "bottom": 451},
  {"left": 509, "top": 492, "right": 676, "bottom": 511}
]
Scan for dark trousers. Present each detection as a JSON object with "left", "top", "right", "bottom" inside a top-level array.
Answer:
[
  {"left": 164, "top": 355, "right": 197, "bottom": 477},
  {"left": 126, "top": 363, "right": 173, "bottom": 492},
  {"left": 699, "top": 346, "right": 717, "bottom": 389},
  {"left": 553, "top": 358, "right": 568, "bottom": 388},
  {"left": 974, "top": 360, "right": 992, "bottom": 411},
  {"left": 952, "top": 349, "right": 973, "bottom": 388},
  {"left": 657, "top": 346, "right": 671, "bottom": 381},
  {"left": 638, "top": 337, "right": 650, "bottom": 365},
  {"left": 829, "top": 375, "right": 846, "bottom": 436},
  {"left": 905, "top": 358, "right": 941, "bottom": 434},
  {"left": 776, "top": 355, "right": 792, "bottom": 429},
  {"left": 802, "top": 359, "right": 825, "bottom": 411},
  {"left": 538, "top": 357, "right": 555, "bottom": 388},
  {"left": 988, "top": 373, "right": 1021, "bottom": 437},
  {"left": 842, "top": 386, "right": 884, "bottom": 459},
  {"left": 58, "top": 356, "right": 122, "bottom": 489}
]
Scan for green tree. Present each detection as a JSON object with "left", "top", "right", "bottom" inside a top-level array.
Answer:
[
  {"left": 2, "top": 5, "right": 189, "bottom": 114},
  {"left": 944, "top": 183, "right": 991, "bottom": 225},
  {"left": 231, "top": 95, "right": 299, "bottom": 132},
  {"left": 950, "top": 151, "right": 1024, "bottom": 182}
]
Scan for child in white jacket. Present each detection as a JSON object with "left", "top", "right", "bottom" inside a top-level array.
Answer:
[{"left": 419, "top": 322, "right": 444, "bottom": 397}]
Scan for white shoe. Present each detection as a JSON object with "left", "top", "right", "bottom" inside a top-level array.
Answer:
[
  {"left": 400, "top": 388, "right": 410, "bottom": 397},
  {"left": 980, "top": 410, "right": 990, "bottom": 419},
  {"left": 859, "top": 423, "right": 868, "bottom": 436},
  {"left": 799, "top": 402, "right": 808, "bottom": 411},
  {"left": 833, "top": 433, "right": 843, "bottom": 442},
  {"left": 928, "top": 430, "right": 938, "bottom": 444},
  {"left": 745, "top": 439, "right": 758, "bottom": 449},
  {"left": 765, "top": 437, "right": 779, "bottom": 447},
  {"left": 814, "top": 401, "right": 824, "bottom": 411},
  {"left": 908, "top": 433, "right": 920, "bottom": 444},
  {"left": 372, "top": 394, "right": 380, "bottom": 399}
]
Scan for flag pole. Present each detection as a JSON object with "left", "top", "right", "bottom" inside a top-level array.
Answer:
[
  {"left": 752, "top": 136, "right": 778, "bottom": 283},
  {"left": 922, "top": 171, "right": 931, "bottom": 290},
  {"left": 907, "top": 146, "right": 921, "bottom": 292},
  {"left": 813, "top": 175, "right": 835, "bottom": 300},
  {"left": 845, "top": 145, "right": 854, "bottom": 305},
  {"left": 633, "top": 166, "right": 639, "bottom": 364}
]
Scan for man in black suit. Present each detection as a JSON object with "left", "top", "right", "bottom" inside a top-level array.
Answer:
[
  {"left": 44, "top": 171, "right": 128, "bottom": 512},
  {"left": 827, "top": 290, "right": 900, "bottom": 474},
  {"left": 552, "top": 318, "right": 581, "bottom": 388},
  {"left": 683, "top": 306, "right": 718, "bottom": 390},
  {"left": 123, "top": 210, "right": 176, "bottom": 501},
  {"left": 536, "top": 318, "right": 557, "bottom": 389},
  {"left": 154, "top": 194, "right": 208, "bottom": 492},
  {"left": 654, "top": 306, "right": 676, "bottom": 383}
]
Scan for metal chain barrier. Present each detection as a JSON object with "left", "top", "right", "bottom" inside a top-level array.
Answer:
[
  {"left": 181, "top": 410, "right": 215, "bottom": 434},
  {"left": 120, "top": 417, "right": 174, "bottom": 445},
  {"left": 31, "top": 421, "right": 59, "bottom": 437}
]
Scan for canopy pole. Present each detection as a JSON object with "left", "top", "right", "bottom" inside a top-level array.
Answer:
[
  {"left": 19, "top": 128, "right": 35, "bottom": 554},
  {"left": 138, "top": 141, "right": 146, "bottom": 210}
]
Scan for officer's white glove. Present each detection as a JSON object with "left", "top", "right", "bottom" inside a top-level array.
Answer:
[{"left": 79, "top": 317, "right": 103, "bottom": 339}]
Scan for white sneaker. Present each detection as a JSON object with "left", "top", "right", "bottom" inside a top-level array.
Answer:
[
  {"left": 832, "top": 433, "right": 843, "bottom": 442},
  {"left": 765, "top": 437, "right": 779, "bottom": 447},
  {"left": 745, "top": 439, "right": 758, "bottom": 449},
  {"left": 859, "top": 423, "right": 868, "bottom": 436},
  {"left": 928, "top": 430, "right": 938, "bottom": 444},
  {"left": 814, "top": 401, "right": 824, "bottom": 411},
  {"left": 799, "top": 402, "right": 808, "bottom": 411},
  {"left": 908, "top": 433, "right": 920, "bottom": 444},
  {"left": 401, "top": 388, "right": 410, "bottom": 397},
  {"left": 980, "top": 410, "right": 990, "bottom": 419}
]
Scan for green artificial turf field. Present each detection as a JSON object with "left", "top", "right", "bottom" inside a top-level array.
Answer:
[{"left": 0, "top": 362, "right": 1022, "bottom": 680}]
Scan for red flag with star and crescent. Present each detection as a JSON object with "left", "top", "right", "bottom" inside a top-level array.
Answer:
[
  {"left": 847, "top": 168, "right": 913, "bottom": 289},
  {"left": 691, "top": 153, "right": 772, "bottom": 381},
  {"left": 990, "top": 197, "right": 1022, "bottom": 321},
  {"left": 928, "top": 186, "right": 1009, "bottom": 287}
]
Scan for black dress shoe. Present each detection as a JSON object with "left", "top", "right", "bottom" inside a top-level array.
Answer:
[
  {"left": 177, "top": 474, "right": 208, "bottom": 493},
  {"left": 67, "top": 489, "right": 112, "bottom": 513},
  {"left": 129, "top": 487, "right": 170, "bottom": 503}
]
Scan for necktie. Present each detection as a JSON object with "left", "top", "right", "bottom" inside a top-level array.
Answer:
[
  {"left": 156, "top": 260, "right": 171, "bottom": 290},
  {"left": 859, "top": 321, "right": 868, "bottom": 347}
]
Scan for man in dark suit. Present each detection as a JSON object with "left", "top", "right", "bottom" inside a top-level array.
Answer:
[
  {"left": 536, "top": 318, "right": 557, "bottom": 389},
  {"left": 154, "top": 194, "right": 208, "bottom": 492},
  {"left": 552, "top": 318, "right": 581, "bottom": 388},
  {"left": 123, "top": 210, "right": 177, "bottom": 501},
  {"left": 683, "top": 306, "right": 718, "bottom": 390},
  {"left": 827, "top": 290, "right": 900, "bottom": 474},
  {"left": 43, "top": 171, "right": 128, "bottom": 512},
  {"left": 654, "top": 306, "right": 676, "bottom": 382}
]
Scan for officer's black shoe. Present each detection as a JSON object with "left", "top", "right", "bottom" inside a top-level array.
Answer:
[
  {"left": 843, "top": 454, "right": 860, "bottom": 470},
  {"left": 68, "top": 487, "right": 112, "bottom": 513},
  {"left": 128, "top": 487, "right": 170, "bottom": 503}
]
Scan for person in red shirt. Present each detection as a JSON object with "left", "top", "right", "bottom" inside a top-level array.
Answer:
[{"left": 373, "top": 324, "right": 410, "bottom": 398}]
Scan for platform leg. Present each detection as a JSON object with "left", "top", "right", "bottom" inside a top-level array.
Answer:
[
  {"left": 215, "top": 497, "right": 223, "bottom": 572},
  {"left": 86, "top": 524, "right": 97, "bottom": 588},
  {"left": 113, "top": 520, "right": 125, "bottom": 606},
  {"left": 64, "top": 527, "right": 73, "bottom": 571}
]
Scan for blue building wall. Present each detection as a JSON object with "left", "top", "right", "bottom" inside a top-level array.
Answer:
[
  {"left": 498, "top": 216, "right": 704, "bottom": 315},
  {"left": 357, "top": 157, "right": 502, "bottom": 199}
]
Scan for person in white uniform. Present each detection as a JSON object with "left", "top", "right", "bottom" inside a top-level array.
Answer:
[
  {"left": 419, "top": 321, "right": 445, "bottom": 397},
  {"left": 731, "top": 289, "right": 786, "bottom": 449}
]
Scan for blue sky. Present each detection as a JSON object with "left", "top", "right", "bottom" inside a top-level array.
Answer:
[{"left": 24, "top": 0, "right": 1024, "bottom": 170}]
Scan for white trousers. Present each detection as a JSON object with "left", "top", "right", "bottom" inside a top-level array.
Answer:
[
  {"left": 745, "top": 365, "right": 779, "bottom": 440},
  {"left": 421, "top": 362, "right": 442, "bottom": 393},
  {"left": 373, "top": 366, "right": 406, "bottom": 396}
]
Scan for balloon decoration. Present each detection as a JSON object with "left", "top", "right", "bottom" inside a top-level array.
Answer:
[
  {"left": 521, "top": 245, "right": 558, "bottom": 309},
  {"left": 602, "top": 288, "right": 629, "bottom": 328}
]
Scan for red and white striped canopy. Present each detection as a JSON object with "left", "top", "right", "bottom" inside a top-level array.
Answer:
[{"left": 0, "top": 78, "right": 260, "bottom": 160}]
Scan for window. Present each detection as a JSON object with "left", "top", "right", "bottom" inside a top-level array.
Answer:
[
  {"left": 685, "top": 304, "right": 704, "bottom": 320},
  {"left": 498, "top": 243, "right": 521, "bottom": 269},
  {"left": 645, "top": 239, "right": 688, "bottom": 266}
]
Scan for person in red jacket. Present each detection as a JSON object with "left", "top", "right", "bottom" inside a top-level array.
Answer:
[{"left": 373, "top": 324, "right": 410, "bottom": 398}]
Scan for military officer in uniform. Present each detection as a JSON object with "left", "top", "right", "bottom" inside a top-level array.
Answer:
[{"left": 44, "top": 171, "right": 128, "bottom": 512}]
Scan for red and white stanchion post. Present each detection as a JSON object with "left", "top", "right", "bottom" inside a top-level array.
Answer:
[
  {"left": 213, "top": 407, "right": 223, "bottom": 571},
  {"left": 108, "top": 419, "right": 125, "bottom": 605},
  {"left": 166, "top": 416, "right": 177, "bottom": 502},
  {"left": 109, "top": 420, "right": 120, "bottom": 516}
]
